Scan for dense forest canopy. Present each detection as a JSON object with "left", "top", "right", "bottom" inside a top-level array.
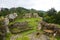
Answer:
[{"left": 0, "top": 7, "right": 45, "bottom": 16}]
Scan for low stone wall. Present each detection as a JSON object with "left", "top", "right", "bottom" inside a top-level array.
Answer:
[
  {"left": 9, "top": 22, "right": 32, "bottom": 34},
  {"left": 40, "top": 21, "right": 60, "bottom": 36}
]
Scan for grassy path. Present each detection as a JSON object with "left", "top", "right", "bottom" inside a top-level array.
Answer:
[
  {"left": 16, "top": 30, "right": 50, "bottom": 40},
  {"left": 10, "top": 29, "right": 36, "bottom": 40}
]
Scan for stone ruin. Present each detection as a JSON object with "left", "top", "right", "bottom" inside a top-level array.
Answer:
[
  {"left": 0, "top": 17, "right": 4, "bottom": 40},
  {"left": 24, "top": 13, "right": 32, "bottom": 18},
  {"left": 23, "top": 13, "right": 39, "bottom": 18},
  {"left": 0, "top": 13, "right": 18, "bottom": 40},
  {"left": 0, "top": 25, "right": 6, "bottom": 40},
  {"left": 6, "top": 13, "right": 18, "bottom": 21},
  {"left": 33, "top": 13, "right": 39, "bottom": 18},
  {"left": 37, "top": 22, "right": 42, "bottom": 30},
  {"left": 3, "top": 13, "right": 18, "bottom": 33},
  {"left": 39, "top": 21, "right": 60, "bottom": 36},
  {"left": 9, "top": 22, "right": 32, "bottom": 34}
]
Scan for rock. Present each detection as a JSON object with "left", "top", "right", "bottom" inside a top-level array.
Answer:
[
  {"left": 24, "top": 13, "right": 32, "bottom": 18},
  {"left": 8, "top": 13, "right": 18, "bottom": 20},
  {"left": 0, "top": 26, "right": 6, "bottom": 40},
  {"left": 4, "top": 18, "right": 9, "bottom": 25},
  {"left": 37, "top": 23, "right": 42, "bottom": 30},
  {"left": 33, "top": 13, "right": 39, "bottom": 18},
  {"left": 24, "top": 13, "right": 39, "bottom": 18},
  {"left": 9, "top": 22, "right": 32, "bottom": 34}
]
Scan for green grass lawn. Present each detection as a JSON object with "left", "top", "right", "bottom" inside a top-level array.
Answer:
[{"left": 9, "top": 18, "right": 41, "bottom": 24}]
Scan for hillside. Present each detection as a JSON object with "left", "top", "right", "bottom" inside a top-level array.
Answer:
[{"left": 0, "top": 7, "right": 60, "bottom": 40}]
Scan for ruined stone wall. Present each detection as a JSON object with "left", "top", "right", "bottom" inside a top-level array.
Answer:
[
  {"left": 40, "top": 21, "right": 60, "bottom": 36},
  {"left": 24, "top": 13, "right": 39, "bottom": 18}
]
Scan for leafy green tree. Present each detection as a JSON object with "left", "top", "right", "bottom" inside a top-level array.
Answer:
[
  {"left": 43, "top": 8, "right": 57, "bottom": 23},
  {"left": 47, "top": 8, "right": 57, "bottom": 16},
  {"left": 30, "top": 9, "right": 37, "bottom": 13},
  {"left": 55, "top": 11, "right": 60, "bottom": 24},
  {"left": 16, "top": 7, "right": 29, "bottom": 15},
  {"left": 0, "top": 8, "right": 10, "bottom": 16},
  {"left": 38, "top": 11, "right": 46, "bottom": 17},
  {"left": 9, "top": 7, "right": 16, "bottom": 13}
]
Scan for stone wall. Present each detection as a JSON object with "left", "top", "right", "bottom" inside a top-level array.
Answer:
[
  {"left": 24, "top": 13, "right": 39, "bottom": 18},
  {"left": 9, "top": 22, "right": 32, "bottom": 34},
  {"left": 40, "top": 21, "right": 60, "bottom": 36}
]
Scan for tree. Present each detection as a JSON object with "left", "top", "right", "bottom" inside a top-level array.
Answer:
[
  {"left": 16, "top": 7, "right": 27, "bottom": 15},
  {"left": 55, "top": 11, "right": 60, "bottom": 24},
  {"left": 9, "top": 7, "right": 16, "bottom": 13},
  {"left": 47, "top": 8, "right": 57, "bottom": 16},
  {"left": 30, "top": 9, "right": 37, "bottom": 13},
  {"left": 43, "top": 8, "right": 57, "bottom": 23},
  {"left": 38, "top": 11, "right": 46, "bottom": 17},
  {"left": 0, "top": 8, "right": 10, "bottom": 16}
]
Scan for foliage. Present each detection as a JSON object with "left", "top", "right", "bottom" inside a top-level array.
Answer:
[
  {"left": 0, "top": 8, "right": 10, "bottom": 16},
  {"left": 6, "top": 33, "right": 12, "bottom": 40},
  {"left": 0, "top": 7, "right": 45, "bottom": 18},
  {"left": 43, "top": 8, "right": 60, "bottom": 24},
  {"left": 47, "top": 8, "right": 57, "bottom": 16},
  {"left": 10, "top": 18, "right": 41, "bottom": 29},
  {"left": 38, "top": 11, "right": 46, "bottom": 17},
  {"left": 1, "top": 7, "right": 60, "bottom": 40},
  {"left": 54, "top": 11, "right": 60, "bottom": 24},
  {"left": 56, "top": 36, "right": 60, "bottom": 40}
]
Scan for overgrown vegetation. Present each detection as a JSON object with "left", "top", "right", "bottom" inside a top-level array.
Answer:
[
  {"left": 0, "top": 7, "right": 60, "bottom": 40},
  {"left": 6, "top": 33, "right": 12, "bottom": 40},
  {"left": 43, "top": 8, "right": 60, "bottom": 24}
]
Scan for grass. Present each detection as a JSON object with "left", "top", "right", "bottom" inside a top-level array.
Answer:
[
  {"left": 9, "top": 18, "right": 41, "bottom": 25},
  {"left": 15, "top": 18, "right": 41, "bottom": 40},
  {"left": 7, "top": 17, "right": 60, "bottom": 40},
  {"left": 9, "top": 18, "right": 41, "bottom": 30},
  {"left": 6, "top": 33, "right": 12, "bottom": 40},
  {"left": 16, "top": 36, "right": 30, "bottom": 40},
  {"left": 10, "top": 17, "right": 60, "bottom": 40},
  {"left": 16, "top": 29, "right": 37, "bottom": 40},
  {"left": 55, "top": 36, "right": 60, "bottom": 40},
  {"left": 9, "top": 18, "right": 42, "bottom": 40}
]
